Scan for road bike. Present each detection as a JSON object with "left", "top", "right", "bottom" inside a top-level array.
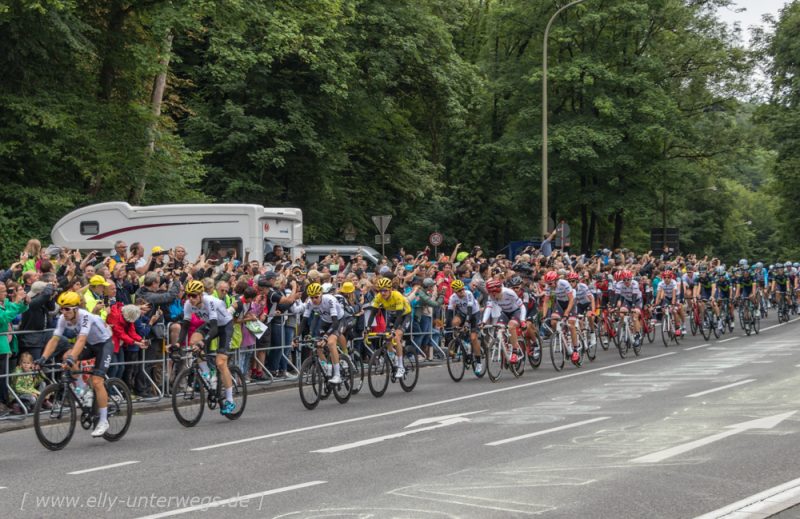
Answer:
[
  {"left": 576, "top": 313, "right": 597, "bottom": 363},
  {"left": 445, "top": 326, "right": 485, "bottom": 382},
  {"left": 640, "top": 305, "right": 657, "bottom": 344},
  {"left": 660, "top": 304, "right": 681, "bottom": 347},
  {"left": 699, "top": 301, "right": 718, "bottom": 341},
  {"left": 365, "top": 330, "right": 418, "bottom": 397},
  {"left": 33, "top": 367, "right": 132, "bottom": 451},
  {"left": 170, "top": 345, "right": 247, "bottom": 426},
  {"left": 482, "top": 323, "right": 525, "bottom": 381},
  {"left": 522, "top": 316, "right": 544, "bottom": 370},
  {"left": 777, "top": 294, "right": 791, "bottom": 323},
  {"left": 616, "top": 312, "right": 641, "bottom": 358},
  {"left": 738, "top": 297, "right": 760, "bottom": 336},
  {"left": 296, "top": 338, "right": 355, "bottom": 410},
  {"left": 597, "top": 306, "right": 618, "bottom": 350},
  {"left": 689, "top": 298, "right": 702, "bottom": 336}
]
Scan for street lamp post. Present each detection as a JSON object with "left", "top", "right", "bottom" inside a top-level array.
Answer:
[{"left": 542, "top": 0, "right": 587, "bottom": 238}]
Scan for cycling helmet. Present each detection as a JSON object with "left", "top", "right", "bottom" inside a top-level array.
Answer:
[
  {"left": 340, "top": 281, "right": 355, "bottom": 294},
  {"left": 769, "top": 264, "right": 774, "bottom": 270},
  {"left": 716, "top": 266, "right": 725, "bottom": 275},
  {"left": 755, "top": 262, "right": 763, "bottom": 269},
  {"left": 451, "top": 279, "right": 465, "bottom": 291},
  {"left": 739, "top": 259, "right": 748, "bottom": 268},
  {"left": 306, "top": 282, "right": 323, "bottom": 297},
  {"left": 321, "top": 282, "right": 334, "bottom": 294},
  {"left": 508, "top": 276, "right": 523, "bottom": 287},
  {"left": 784, "top": 261, "right": 792, "bottom": 268},
  {"left": 567, "top": 272, "right": 580, "bottom": 281},
  {"left": 57, "top": 291, "right": 81, "bottom": 308},
  {"left": 613, "top": 271, "right": 622, "bottom": 282},
  {"left": 622, "top": 270, "right": 633, "bottom": 280},
  {"left": 376, "top": 277, "right": 393, "bottom": 290},
  {"left": 543, "top": 271, "right": 558, "bottom": 283},
  {"left": 185, "top": 280, "right": 204, "bottom": 295},
  {"left": 663, "top": 271, "right": 673, "bottom": 280},
  {"left": 486, "top": 279, "right": 503, "bottom": 292},
  {"left": 794, "top": 262, "right": 800, "bottom": 268}
]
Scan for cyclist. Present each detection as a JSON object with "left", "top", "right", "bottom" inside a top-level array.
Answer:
[
  {"left": 695, "top": 265, "right": 718, "bottom": 329},
  {"left": 446, "top": 279, "right": 482, "bottom": 374},
  {"left": 508, "top": 275, "right": 541, "bottom": 361},
  {"left": 655, "top": 270, "right": 681, "bottom": 335},
  {"left": 483, "top": 278, "right": 528, "bottom": 363},
  {"left": 36, "top": 291, "right": 113, "bottom": 437},
  {"left": 735, "top": 268, "right": 757, "bottom": 323},
  {"left": 540, "top": 271, "right": 578, "bottom": 363},
  {"left": 335, "top": 281, "right": 362, "bottom": 357},
  {"left": 714, "top": 265, "right": 734, "bottom": 330},
  {"left": 176, "top": 280, "right": 237, "bottom": 415},
  {"left": 616, "top": 270, "right": 644, "bottom": 347},
  {"left": 771, "top": 264, "right": 790, "bottom": 316},
  {"left": 298, "top": 282, "right": 344, "bottom": 384},
  {"left": 571, "top": 272, "right": 597, "bottom": 349},
  {"left": 364, "top": 277, "right": 412, "bottom": 379}
]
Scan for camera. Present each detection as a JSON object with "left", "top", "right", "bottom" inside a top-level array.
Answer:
[{"left": 125, "top": 263, "right": 136, "bottom": 272}]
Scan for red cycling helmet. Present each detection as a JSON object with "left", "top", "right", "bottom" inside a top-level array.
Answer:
[
  {"left": 567, "top": 272, "right": 580, "bottom": 281},
  {"left": 486, "top": 279, "right": 503, "bottom": 292},
  {"left": 613, "top": 271, "right": 622, "bottom": 282},
  {"left": 622, "top": 270, "right": 633, "bottom": 280},
  {"left": 543, "top": 271, "right": 558, "bottom": 283}
]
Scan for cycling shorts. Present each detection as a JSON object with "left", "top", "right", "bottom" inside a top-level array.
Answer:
[
  {"left": 715, "top": 290, "right": 731, "bottom": 301},
  {"left": 576, "top": 302, "right": 592, "bottom": 316},
  {"left": 498, "top": 308, "right": 523, "bottom": 324},
  {"left": 551, "top": 300, "right": 576, "bottom": 318},
  {"left": 775, "top": 284, "right": 788, "bottom": 294},
  {"left": 79, "top": 340, "right": 113, "bottom": 377},
  {"left": 619, "top": 298, "right": 643, "bottom": 311},
  {"left": 454, "top": 311, "right": 479, "bottom": 329},
  {"left": 699, "top": 287, "right": 713, "bottom": 300},
  {"left": 196, "top": 321, "right": 234, "bottom": 356},
  {"left": 387, "top": 311, "right": 411, "bottom": 331}
]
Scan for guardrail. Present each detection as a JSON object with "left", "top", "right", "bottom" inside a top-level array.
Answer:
[{"left": 1, "top": 309, "right": 446, "bottom": 423}]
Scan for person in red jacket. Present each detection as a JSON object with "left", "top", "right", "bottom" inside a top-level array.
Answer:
[{"left": 107, "top": 303, "right": 145, "bottom": 380}]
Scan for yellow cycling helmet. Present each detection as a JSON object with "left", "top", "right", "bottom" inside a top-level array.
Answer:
[
  {"left": 306, "top": 282, "right": 323, "bottom": 297},
  {"left": 451, "top": 279, "right": 465, "bottom": 291},
  {"left": 185, "top": 280, "right": 204, "bottom": 295},
  {"left": 57, "top": 291, "right": 81, "bottom": 308},
  {"left": 376, "top": 277, "right": 393, "bottom": 290},
  {"left": 340, "top": 281, "right": 355, "bottom": 294}
]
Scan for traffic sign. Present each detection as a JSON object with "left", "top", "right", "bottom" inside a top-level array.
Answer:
[
  {"left": 429, "top": 232, "right": 443, "bottom": 247},
  {"left": 374, "top": 234, "right": 391, "bottom": 245},
  {"left": 371, "top": 215, "right": 392, "bottom": 234},
  {"left": 555, "top": 220, "right": 571, "bottom": 249}
]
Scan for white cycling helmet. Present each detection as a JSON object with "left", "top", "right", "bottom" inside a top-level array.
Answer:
[
  {"left": 738, "top": 258, "right": 748, "bottom": 267},
  {"left": 715, "top": 266, "right": 725, "bottom": 275}
]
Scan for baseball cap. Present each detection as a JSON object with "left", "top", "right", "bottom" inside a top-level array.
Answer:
[
  {"left": 89, "top": 275, "right": 110, "bottom": 287},
  {"left": 379, "top": 266, "right": 392, "bottom": 276},
  {"left": 151, "top": 246, "right": 164, "bottom": 254}
]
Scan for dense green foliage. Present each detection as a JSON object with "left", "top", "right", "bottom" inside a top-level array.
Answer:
[{"left": 0, "top": 0, "right": 797, "bottom": 263}]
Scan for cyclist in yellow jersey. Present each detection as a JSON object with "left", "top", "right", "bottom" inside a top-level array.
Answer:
[{"left": 365, "top": 278, "right": 411, "bottom": 378}]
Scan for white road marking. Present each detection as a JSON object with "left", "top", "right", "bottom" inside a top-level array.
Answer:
[
  {"left": 313, "top": 411, "right": 483, "bottom": 453},
  {"left": 685, "top": 379, "right": 756, "bottom": 398},
  {"left": 405, "top": 410, "right": 485, "bottom": 429},
  {"left": 718, "top": 337, "right": 739, "bottom": 343},
  {"left": 0, "top": 486, "right": 6, "bottom": 490},
  {"left": 631, "top": 411, "right": 796, "bottom": 464},
  {"left": 686, "top": 343, "right": 711, "bottom": 350},
  {"left": 67, "top": 461, "right": 140, "bottom": 475},
  {"left": 135, "top": 481, "right": 326, "bottom": 519},
  {"left": 694, "top": 476, "right": 800, "bottom": 519},
  {"left": 192, "top": 352, "right": 677, "bottom": 451},
  {"left": 485, "top": 417, "right": 611, "bottom": 446}
]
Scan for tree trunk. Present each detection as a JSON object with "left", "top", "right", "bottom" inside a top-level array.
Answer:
[
  {"left": 98, "top": 1, "right": 127, "bottom": 101},
  {"left": 587, "top": 210, "right": 597, "bottom": 252},
  {"left": 613, "top": 209, "right": 624, "bottom": 249},
  {"left": 135, "top": 31, "right": 174, "bottom": 203}
]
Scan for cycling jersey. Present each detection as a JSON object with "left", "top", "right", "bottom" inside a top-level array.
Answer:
[
  {"left": 371, "top": 290, "right": 411, "bottom": 315},
  {"left": 183, "top": 293, "right": 232, "bottom": 326},
  {"left": 617, "top": 280, "right": 643, "bottom": 304},
  {"left": 575, "top": 282, "right": 592, "bottom": 305},
  {"left": 53, "top": 309, "right": 112, "bottom": 344},
  {"left": 658, "top": 279, "right": 678, "bottom": 301},
  {"left": 303, "top": 294, "right": 344, "bottom": 323},
  {"left": 483, "top": 287, "right": 526, "bottom": 323},
  {"left": 546, "top": 279, "right": 573, "bottom": 303},
  {"left": 447, "top": 289, "right": 480, "bottom": 316},
  {"left": 715, "top": 275, "right": 732, "bottom": 296}
]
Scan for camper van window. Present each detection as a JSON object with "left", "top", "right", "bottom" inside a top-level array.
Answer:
[
  {"left": 80, "top": 221, "right": 99, "bottom": 236},
  {"left": 201, "top": 238, "right": 242, "bottom": 263}
]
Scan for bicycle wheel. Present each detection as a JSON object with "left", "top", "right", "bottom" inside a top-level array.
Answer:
[
  {"left": 598, "top": 323, "right": 609, "bottom": 351},
  {"left": 222, "top": 366, "right": 247, "bottom": 420},
  {"left": 332, "top": 355, "right": 355, "bottom": 403},
  {"left": 446, "top": 337, "right": 466, "bottom": 382},
  {"left": 550, "top": 333, "right": 565, "bottom": 372},
  {"left": 586, "top": 332, "right": 597, "bottom": 361},
  {"left": 711, "top": 310, "right": 721, "bottom": 339},
  {"left": 753, "top": 308, "right": 761, "bottom": 334},
  {"left": 611, "top": 319, "right": 621, "bottom": 348},
  {"left": 632, "top": 332, "right": 641, "bottom": 357},
  {"left": 34, "top": 383, "right": 77, "bottom": 451},
  {"left": 485, "top": 339, "right": 503, "bottom": 382},
  {"left": 103, "top": 378, "right": 132, "bottom": 441},
  {"left": 700, "top": 310, "right": 712, "bottom": 341},
  {"left": 528, "top": 335, "right": 543, "bottom": 369},
  {"left": 646, "top": 318, "right": 656, "bottom": 343},
  {"left": 509, "top": 341, "right": 525, "bottom": 378},
  {"left": 350, "top": 350, "right": 365, "bottom": 395},
  {"left": 171, "top": 367, "right": 206, "bottom": 427},
  {"left": 617, "top": 328, "right": 629, "bottom": 359},
  {"left": 399, "top": 352, "right": 419, "bottom": 392},
  {"left": 368, "top": 349, "right": 390, "bottom": 398},
  {"left": 301, "top": 357, "right": 325, "bottom": 410},
  {"left": 661, "top": 313, "right": 672, "bottom": 347},
  {"left": 690, "top": 307, "right": 698, "bottom": 335}
]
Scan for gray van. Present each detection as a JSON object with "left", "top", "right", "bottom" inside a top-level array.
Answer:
[{"left": 302, "top": 245, "right": 383, "bottom": 270}]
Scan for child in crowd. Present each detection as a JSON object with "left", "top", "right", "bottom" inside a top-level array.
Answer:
[{"left": 10, "top": 352, "right": 45, "bottom": 414}]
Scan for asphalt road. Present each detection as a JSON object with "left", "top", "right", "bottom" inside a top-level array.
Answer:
[{"left": 2, "top": 315, "right": 800, "bottom": 519}]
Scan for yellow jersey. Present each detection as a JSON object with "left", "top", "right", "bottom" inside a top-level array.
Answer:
[{"left": 371, "top": 290, "right": 411, "bottom": 315}]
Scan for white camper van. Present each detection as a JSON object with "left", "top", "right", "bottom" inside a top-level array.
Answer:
[{"left": 51, "top": 202, "right": 303, "bottom": 263}]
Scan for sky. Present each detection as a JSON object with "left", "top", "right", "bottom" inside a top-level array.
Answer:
[{"left": 716, "top": 0, "right": 790, "bottom": 42}]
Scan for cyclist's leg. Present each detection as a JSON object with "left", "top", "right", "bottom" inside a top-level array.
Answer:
[
  {"left": 469, "top": 312, "right": 481, "bottom": 357},
  {"left": 214, "top": 322, "right": 234, "bottom": 393}
]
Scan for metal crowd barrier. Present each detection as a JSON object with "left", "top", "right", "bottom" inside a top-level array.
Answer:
[{"left": 1, "top": 308, "right": 447, "bottom": 423}]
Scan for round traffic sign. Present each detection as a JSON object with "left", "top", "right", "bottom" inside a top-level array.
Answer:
[{"left": 429, "top": 232, "right": 443, "bottom": 247}]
